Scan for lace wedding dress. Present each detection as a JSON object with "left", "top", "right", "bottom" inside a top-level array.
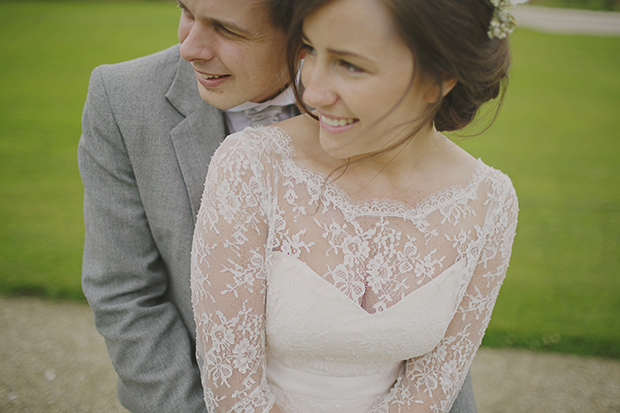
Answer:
[{"left": 191, "top": 126, "right": 518, "bottom": 413}]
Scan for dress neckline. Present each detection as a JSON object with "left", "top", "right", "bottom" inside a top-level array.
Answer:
[
  {"left": 271, "top": 251, "right": 467, "bottom": 316},
  {"left": 259, "top": 125, "right": 489, "bottom": 220}
]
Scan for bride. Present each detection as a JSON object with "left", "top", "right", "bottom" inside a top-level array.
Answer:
[{"left": 191, "top": 0, "right": 520, "bottom": 411}]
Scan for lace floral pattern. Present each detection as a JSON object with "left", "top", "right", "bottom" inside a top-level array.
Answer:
[{"left": 191, "top": 126, "right": 518, "bottom": 412}]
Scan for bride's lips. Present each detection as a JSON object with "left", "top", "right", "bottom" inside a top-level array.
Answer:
[
  {"left": 194, "top": 69, "right": 231, "bottom": 88},
  {"left": 319, "top": 113, "right": 359, "bottom": 134}
]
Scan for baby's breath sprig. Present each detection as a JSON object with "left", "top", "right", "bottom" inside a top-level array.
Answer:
[{"left": 488, "top": 0, "right": 528, "bottom": 39}]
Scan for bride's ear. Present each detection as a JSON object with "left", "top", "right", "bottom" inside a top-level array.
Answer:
[
  {"left": 423, "top": 77, "right": 457, "bottom": 104},
  {"left": 441, "top": 77, "right": 457, "bottom": 97}
]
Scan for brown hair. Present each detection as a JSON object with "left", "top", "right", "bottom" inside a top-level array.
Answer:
[
  {"left": 287, "top": 0, "right": 511, "bottom": 133},
  {"left": 263, "top": 0, "right": 295, "bottom": 32}
]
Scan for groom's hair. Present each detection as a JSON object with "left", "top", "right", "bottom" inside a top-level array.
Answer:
[{"left": 264, "top": 0, "right": 294, "bottom": 32}]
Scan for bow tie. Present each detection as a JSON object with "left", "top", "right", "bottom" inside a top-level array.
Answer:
[{"left": 244, "top": 105, "right": 285, "bottom": 127}]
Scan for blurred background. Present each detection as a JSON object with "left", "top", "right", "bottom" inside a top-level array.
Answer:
[{"left": 0, "top": 0, "right": 618, "bottom": 364}]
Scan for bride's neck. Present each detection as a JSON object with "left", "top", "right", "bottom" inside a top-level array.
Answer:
[
  {"left": 348, "top": 123, "right": 445, "bottom": 176},
  {"left": 324, "top": 125, "right": 451, "bottom": 199}
]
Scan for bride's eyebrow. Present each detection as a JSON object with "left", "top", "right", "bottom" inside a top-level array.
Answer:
[
  {"left": 301, "top": 33, "right": 312, "bottom": 44},
  {"left": 301, "top": 33, "right": 376, "bottom": 65},
  {"left": 329, "top": 48, "right": 374, "bottom": 63}
]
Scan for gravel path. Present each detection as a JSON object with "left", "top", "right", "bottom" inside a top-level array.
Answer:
[
  {"left": 2, "top": 296, "right": 619, "bottom": 412},
  {"left": 514, "top": 5, "right": 620, "bottom": 36}
]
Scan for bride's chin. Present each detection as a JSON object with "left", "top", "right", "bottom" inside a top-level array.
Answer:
[{"left": 319, "top": 137, "right": 354, "bottom": 161}]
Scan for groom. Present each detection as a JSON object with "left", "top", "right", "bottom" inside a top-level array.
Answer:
[{"left": 78, "top": 0, "right": 477, "bottom": 411}]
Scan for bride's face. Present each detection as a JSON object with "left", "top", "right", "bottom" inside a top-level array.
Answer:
[{"left": 301, "top": 0, "right": 436, "bottom": 161}]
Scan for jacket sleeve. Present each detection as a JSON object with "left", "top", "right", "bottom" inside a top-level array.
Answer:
[{"left": 78, "top": 66, "right": 208, "bottom": 413}]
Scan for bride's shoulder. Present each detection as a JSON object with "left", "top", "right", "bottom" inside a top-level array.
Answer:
[
  {"left": 218, "top": 113, "right": 321, "bottom": 166},
  {"left": 276, "top": 112, "right": 318, "bottom": 136},
  {"left": 215, "top": 124, "right": 296, "bottom": 163},
  {"left": 440, "top": 139, "right": 514, "bottom": 188},
  {"left": 275, "top": 113, "right": 319, "bottom": 148}
]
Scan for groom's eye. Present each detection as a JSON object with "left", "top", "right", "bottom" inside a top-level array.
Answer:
[
  {"left": 176, "top": 2, "right": 192, "bottom": 18},
  {"left": 215, "top": 24, "right": 240, "bottom": 37}
]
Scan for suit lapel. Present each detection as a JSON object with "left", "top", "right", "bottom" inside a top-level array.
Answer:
[{"left": 166, "top": 56, "right": 226, "bottom": 220}]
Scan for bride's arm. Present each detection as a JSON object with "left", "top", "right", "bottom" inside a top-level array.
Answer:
[
  {"left": 191, "top": 132, "right": 279, "bottom": 412},
  {"left": 371, "top": 174, "right": 519, "bottom": 413}
]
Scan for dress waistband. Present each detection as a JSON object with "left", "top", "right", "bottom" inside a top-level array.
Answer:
[{"left": 266, "top": 360, "right": 403, "bottom": 401}]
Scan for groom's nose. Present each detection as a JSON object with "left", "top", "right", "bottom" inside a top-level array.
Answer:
[{"left": 179, "top": 20, "right": 218, "bottom": 63}]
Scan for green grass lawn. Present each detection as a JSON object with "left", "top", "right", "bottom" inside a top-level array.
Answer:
[
  {"left": 456, "top": 30, "right": 620, "bottom": 359},
  {"left": 0, "top": 0, "right": 180, "bottom": 299},
  {"left": 1, "top": 1, "right": 619, "bottom": 359}
]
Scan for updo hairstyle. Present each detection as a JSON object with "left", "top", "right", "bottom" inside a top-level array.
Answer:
[{"left": 287, "top": 0, "right": 512, "bottom": 133}]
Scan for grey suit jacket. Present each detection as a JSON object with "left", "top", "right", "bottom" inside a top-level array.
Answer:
[
  {"left": 79, "top": 45, "right": 220, "bottom": 412},
  {"left": 78, "top": 44, "right": 477, "bottom": 413}
]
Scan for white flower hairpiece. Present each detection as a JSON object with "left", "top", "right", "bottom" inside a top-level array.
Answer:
[{"left": 488, "top": 0, "right": 528, "bottom": 39}]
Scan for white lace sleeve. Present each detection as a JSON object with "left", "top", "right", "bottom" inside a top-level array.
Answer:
[
  {"left": 191, "top": 132, "right": 276, "bottom": 412},
  {"left": 370, "top": 174, "right": 519, "bottom": 413}
]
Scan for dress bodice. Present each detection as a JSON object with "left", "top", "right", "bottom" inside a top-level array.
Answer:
[
  {"left": 266, "top": 252, "right": 467, "bottom": 412},
  {"left": 191, "top": 126, "right": 518, "bottom": 412}
]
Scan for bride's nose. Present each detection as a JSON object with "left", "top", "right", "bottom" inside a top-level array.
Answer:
[{"left": 302, "top": 61, "right": 338, "bottom": 109}]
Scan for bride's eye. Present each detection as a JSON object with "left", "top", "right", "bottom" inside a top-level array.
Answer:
[
  {"left": 340, "top": 60, "right": 363, "bottom": 74},
  {"left": 300, "top": 43, "right": 316, "bottom": 58}
]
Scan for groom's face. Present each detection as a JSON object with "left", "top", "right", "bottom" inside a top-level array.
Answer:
[{"left": 178, "top": 0, "right": 289, "bottom": 110}]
